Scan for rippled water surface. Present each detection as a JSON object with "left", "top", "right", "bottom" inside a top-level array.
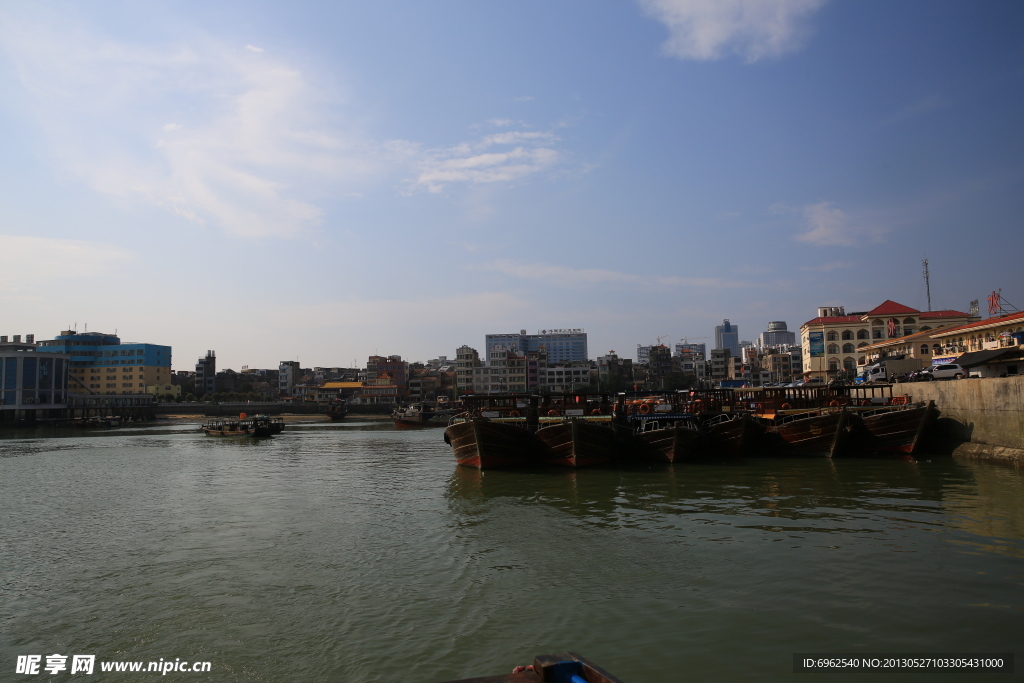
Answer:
[{"left": 2, "top": 420, "right": 1023, "bottom": 682}]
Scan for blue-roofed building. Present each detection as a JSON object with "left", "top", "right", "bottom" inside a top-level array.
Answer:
[{"left": 36, "top": 330, "right": 172, "bottom": 395}]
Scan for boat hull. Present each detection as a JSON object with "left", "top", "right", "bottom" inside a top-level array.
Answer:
[
  {"left": 773, "top": 410, "right": 850, "bottom": 457},
  {"left": 444, "top": 419, "right": 540, "bottom": 469},
  {"left": 535, "top": 420, "right": 618, "bottom": 467},
  {"left": 703, "top": 414, "right": 765, "bottom": 458},
  {"left": 857, "top": 402, "right": 934, "bottom": 454},
  {"left": 634, "top": 422, "right": 702, "bottom": 463}
]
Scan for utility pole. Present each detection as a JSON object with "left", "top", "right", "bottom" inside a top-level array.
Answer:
[{"left": 922, "top": 258, "right": 932, "bottom": 312}]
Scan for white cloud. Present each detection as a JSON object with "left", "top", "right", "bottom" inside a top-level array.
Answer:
[
  {"left": 638, "top": 0, "right": 827, "bottom": 62},
  {"left": 486, "top": 260, "right": 746, "bottom": 290},
  {"left": 412, "top": 132, "right": 562, "bottom": 193},
  {"left": 0, "top": 235, "right": 134, "bottom": 288},
  {"left": 792, "top": 201, "right": 886, "bottom": 247},
  {"left": 0, "top": 13, "right": 570, "bottom": 236}
]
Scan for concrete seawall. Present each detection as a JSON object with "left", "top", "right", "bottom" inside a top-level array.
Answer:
[{"left": 906, "top": 376, "right": 1024, "bottom": 464}]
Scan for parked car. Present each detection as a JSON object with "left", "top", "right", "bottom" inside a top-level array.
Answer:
[{"left": 917, "top": 363, "right": 967, "bottom": 381}]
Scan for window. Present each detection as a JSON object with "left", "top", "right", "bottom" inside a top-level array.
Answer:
[
  {"left": 826, "top": 331, "right": 838, "bottom": 341},
  {"left": 828, "top": 359, "right": 838, "bottom": 371},
  {"left": 843, "top": 357, "right": 856, "bottom": 371},
  {"left": 873, "top": 330, "right": 883, "bottom": 339},
  {"left": 841, "top": 330, "right": 853, "bottom": 340},
  {"left": 920, "top": 344, "right": 930, "bottom": 355},
  {"left": 857, "top": 342, "right": 868, "bottom": 348},
  {"left": 842, "top": 343, "right": 854, "bottom": 353},
  {"left": 858, "top": 356, "right": 866, "bottom": 365},
  {"left": 827, "top": 344, "right": 839, "bottom": 354}
]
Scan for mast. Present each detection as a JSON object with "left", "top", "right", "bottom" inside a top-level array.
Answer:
[{"left": 922, "top": 259, "right": 932, "bottom": 312}]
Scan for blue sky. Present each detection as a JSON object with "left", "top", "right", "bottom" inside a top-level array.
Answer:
[{"left": 1, "top": 0, "right": 1021, "bottom": 370}]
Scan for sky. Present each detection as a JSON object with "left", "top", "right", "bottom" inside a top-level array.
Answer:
[{"left": 1, "top": 0, "right": 1022, "bottom": 370}]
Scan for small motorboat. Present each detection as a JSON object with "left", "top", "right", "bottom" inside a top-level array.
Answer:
[{"left": 441, "top": 652, "right": 623, "bottom": 683}]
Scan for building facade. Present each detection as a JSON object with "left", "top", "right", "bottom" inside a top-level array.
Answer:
[
  {"left": 758, "top": 321, "right": 796, "bottom": 349},
  {"left": 36, "top": 331, "right": 171, "bottom": 396},
  {"left": 800, "top": 301, "right": 976, "bottom": 380},
  {"left": 714, "top": 320, "right": 739, "bottom": 358},
  {"left": 485, "top": 329, "right": 587, "bottom": 364},
  {"left": 196, "top": 350, "right": 217, "bottom": 395},
  {"left": 674, "top": 342, "right": 707, "bottom": 360},
  {"left": 1, "top": 335, "right": 70, "bottom": 422}
]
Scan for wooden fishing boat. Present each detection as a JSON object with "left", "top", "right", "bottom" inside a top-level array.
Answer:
[
  {"left": 442, "top": 652, "right": 623, "bottom": 683},
  {"left": 391, "top": 402, "right": 438, "bottom": 429},
  {"left": 632, "top": 419, "right": 703, "bottom": 463},
  {"left": 201, "top": 415, "right": 284, "bottom": 437},
  {"left": 702, "top": 412, "right": 766, "bottom": 457},
  {"left": 535, "top": 419, "right": 618, "bottom": 467},
  {"left": 443, "top": 418, "right": 540, "bottom": 469},
  {"left": 772, "top": 409, "right": 851, "bottom": 457},
  {"left": 856, "top": 400, "right": 935, "bottom": 454},
  {"left": 325, "top": 399, "right": 347, "bottom": 421}
]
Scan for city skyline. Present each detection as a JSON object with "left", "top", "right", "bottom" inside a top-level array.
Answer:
[{"left": 1, "top": 1, "right": 1021, "bottom": 370}]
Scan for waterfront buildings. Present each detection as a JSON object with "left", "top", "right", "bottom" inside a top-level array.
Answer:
[
  {"left": 0, "top": 335, "right": 69, "bottom": 423},
  {"left": 714, "top": 320, "right": 739, "bottom": 358},
  {"left": 37, "top": 330, "right": 172, "bottom": 396},
  {"left": 485, "top": 329, "right": 587, "bottom": 364},
  {"left": 800, "top": 301, "right": 976, "bottom": 380}
]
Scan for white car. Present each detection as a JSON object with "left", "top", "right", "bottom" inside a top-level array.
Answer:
[{"left": 923, "top": 363, "right": 966, "bottom": 380}]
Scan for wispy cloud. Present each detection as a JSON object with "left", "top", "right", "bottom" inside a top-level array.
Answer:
[
  {"left": 0, "top": 235, "right": 134, "bottom": 288},
  {"left": 789, "top": 201, "right": 887, "bottom": 247},
  {"left": 486, "top": 260, "right": 746, "bottom": 289},
  {"left": 638, "top": 0, "right": 827, "bottom": 62},
  {"left": 411, "top": 132, "right": 562, "bottom": 193},
  {"left": 0, "top": 11, "right": 571, "bottom": 236}
]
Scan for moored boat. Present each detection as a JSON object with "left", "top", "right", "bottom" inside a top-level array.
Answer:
[
  {"left": 535, "top": 419, "right": 618, "bottom": 467},
  {"left": 325, "top": 399, "right": 347, "bottom": 421},
  {"left": 702, "top": 412, "right": 766, "bottom": 457},
  {"left": 632, "top": 419, "right": 703, "bottom": 463},
  {"left": 771, "top": 408, "right": 852, "bottom": 457},
  {"left": 443, "top": 417, "right": 540, "bottom": 469},
  {"left": 392, "top": 402, "right": 438, "bottom": 429},
  {"left": 856, "top": 400, "right": 935, "bottom": 454}
]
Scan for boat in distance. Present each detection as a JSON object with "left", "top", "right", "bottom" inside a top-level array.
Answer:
[{"left": 201, "top": 414, "right": 285, "bottom": 437}]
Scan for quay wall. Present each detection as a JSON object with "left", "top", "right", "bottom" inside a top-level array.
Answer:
[{"left": 907, "top": 376, "right": 1024, "bottom": 464}]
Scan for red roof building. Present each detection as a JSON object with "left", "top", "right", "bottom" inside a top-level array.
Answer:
[{"left": 799, "top": 301, "right": 978, "bottom": 380}]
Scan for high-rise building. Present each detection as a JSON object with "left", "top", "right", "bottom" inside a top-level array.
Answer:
[
  {"left": 196, "top": 350, "right": 217, "bottom": 395},
  {"left": 758, "top": 321, "right": 796, "bottom": 349},
  {"left": 37, "top": 330, "right": 172, "bottom": 396},
  {"left": 485, "top": 329, "right": 587, "bottom": 364},
  {"left": 714, "top": 320, "right": 739, "bottom": 358}
]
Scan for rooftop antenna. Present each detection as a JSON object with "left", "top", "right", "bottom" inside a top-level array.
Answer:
[{"left": 922, "top": 258, "right": 932, "bottom": 312}]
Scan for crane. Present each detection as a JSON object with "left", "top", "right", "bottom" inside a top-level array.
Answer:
[{"left": 655, "top": 335, "right": 669, "bottom": 346}]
